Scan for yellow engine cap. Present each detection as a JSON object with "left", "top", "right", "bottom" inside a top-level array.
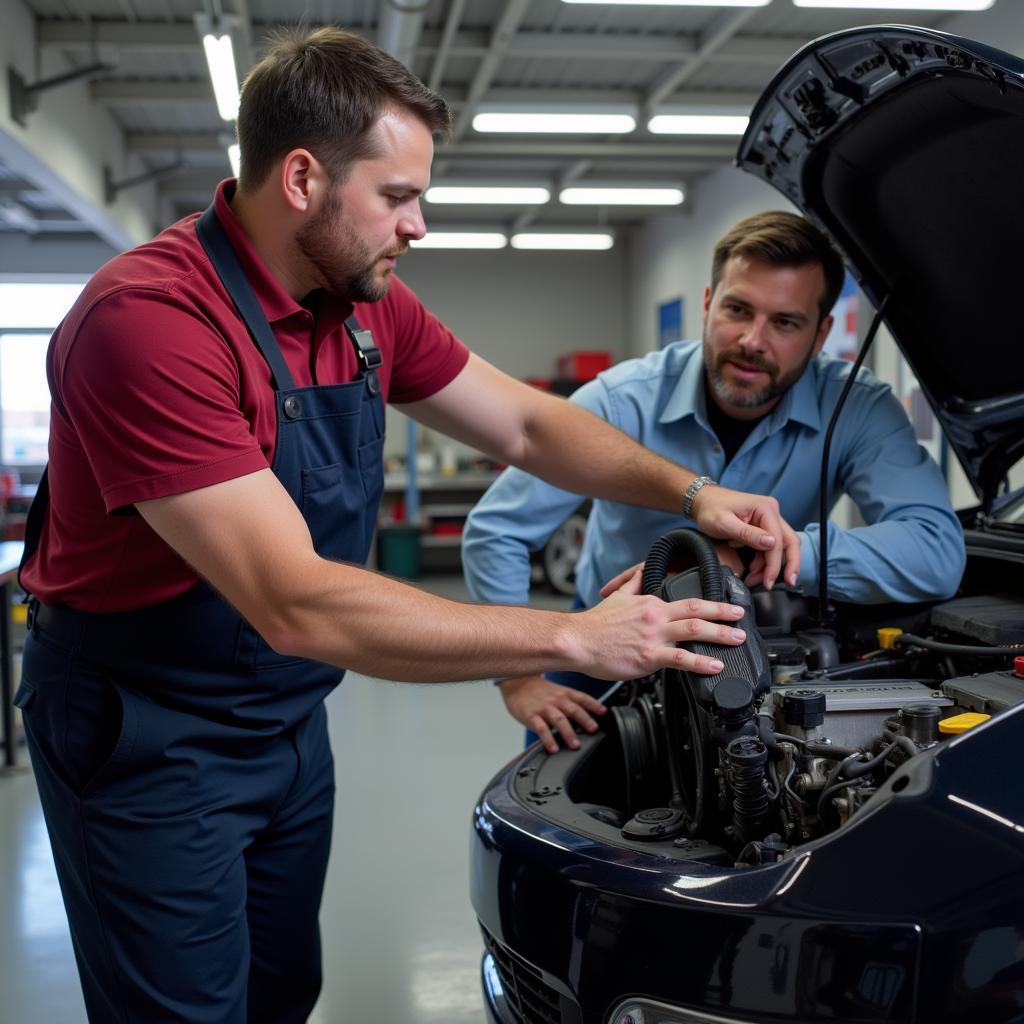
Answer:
[
  {"left": 939, "top": 712, "right": 991, "bottom": 735},
  {"left": 877, "top": 627, "right": 902, "bottom": 650}
]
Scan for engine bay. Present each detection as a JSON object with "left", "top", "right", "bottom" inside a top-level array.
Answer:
[{"left": 512, "top": 531, "right": 1024, "bottom": 868}]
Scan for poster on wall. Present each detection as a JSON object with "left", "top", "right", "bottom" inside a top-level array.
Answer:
[
  {"left": 821, "top": 274, "right": 858, "bottom": 361},
  {"left": 658, "top": 298, "right": 683, "bottom": 349}
]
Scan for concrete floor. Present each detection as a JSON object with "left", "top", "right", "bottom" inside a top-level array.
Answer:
[{"left": 0, "top": 574, "right": 568, "bottom": 1023}]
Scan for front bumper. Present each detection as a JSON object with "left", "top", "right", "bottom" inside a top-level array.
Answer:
[{"left": 470, "top": 717, "right": 1024, "bottom": 1024}]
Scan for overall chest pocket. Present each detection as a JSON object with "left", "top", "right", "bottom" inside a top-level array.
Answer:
[{"left": 299, "top": 436, "right": 385, "bottom": 563}]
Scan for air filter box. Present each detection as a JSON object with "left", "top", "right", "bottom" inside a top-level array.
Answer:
[{"left": 928, "top": 594, "right": 1024, "bottom": 646}]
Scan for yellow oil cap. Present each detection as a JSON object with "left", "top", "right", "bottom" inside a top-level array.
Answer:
[
  {"left": 877, "top": 627, "right": 902, "bottom": 650},
  {"left": 939, "top": 712, "right": 991, "bottom": 735}
]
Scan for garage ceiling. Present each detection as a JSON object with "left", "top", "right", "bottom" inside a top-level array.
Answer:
[{"left": 1, "top": 1, "right": 971, "bottom": 240}]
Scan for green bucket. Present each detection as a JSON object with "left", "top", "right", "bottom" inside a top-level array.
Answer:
[{"left": 377, "top": 526, "right": 421, "bottom": 579}]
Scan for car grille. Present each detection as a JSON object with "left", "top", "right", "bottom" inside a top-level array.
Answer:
[{"left": 481, "top": 927, "right": 581, "bottom": 1024}]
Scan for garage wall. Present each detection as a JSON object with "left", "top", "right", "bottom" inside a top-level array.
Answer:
[
  {"left": 396, "top": 246, "right": 627, "bottom": 379},
  {"left": 388, "top": 245, "right": 628, "bottom": 459}
]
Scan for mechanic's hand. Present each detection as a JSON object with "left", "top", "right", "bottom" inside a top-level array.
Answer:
[
  {"left": 691, "top": 484, "right": 800, "bottom": 590},
  {"left": 598, "top": 561, "right": 643, "bottom": 598},
  {"left": 500, "top": 675, "right": 606, "bottom": 754},
  {"left": 568, "top": 568, "right": 746, "bottom": 682}
]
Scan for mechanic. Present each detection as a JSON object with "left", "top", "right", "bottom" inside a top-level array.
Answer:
[
  {"left": 463, "top": 210, "right": 966, "bottom": 752},
  {"left": 11, "top": 29, "right": 800, "bottom": 1024}
]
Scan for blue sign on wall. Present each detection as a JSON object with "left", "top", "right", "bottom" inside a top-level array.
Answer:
[{"left": 658, "top": 297, "right": 683, "bottom": 349}]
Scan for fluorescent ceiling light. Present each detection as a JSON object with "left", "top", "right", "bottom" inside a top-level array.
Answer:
[
  {"left": 425, "top": 186, "right": 551, "bottom": 204},
  {"left": 559, "top": 186, "right": 684, "bottom": 206},
  {"left": 511, "top": 233, "right": 615, "bottom": 250},
  {"left": 227, "top": 143, "right": 240, "bottom": 178},
  {"left": 201, "top": 31, "right": 240, "bottom": 121},
  {"left": 472, "top": 112, "right": 636, "bottom": 134},
  {"left": 561, "top": 1, "right": 770, "bottom": 6},
  {"left": 793, "top": 0, "right": 993, "bottom": 8},
  {"left": 648, "top": 114, "right": 750, "bottom": 135},
  {"left": 410, "top": 233, "right": 508, "bottom": 249}
]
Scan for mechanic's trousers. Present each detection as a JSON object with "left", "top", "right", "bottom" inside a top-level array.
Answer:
[{"left": 16, "top": 609, "right": 335, "bottom": 1024}]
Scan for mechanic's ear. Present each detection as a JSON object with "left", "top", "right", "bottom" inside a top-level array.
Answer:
[
  {"left": 702, "top": 285, "right": 712, "bottom": 320},
  {"left": 811, "top": 314, "right": 833, "bottom": 356},
  {"left": 279, "top": 149, "right": 328, "bottom": 214}
]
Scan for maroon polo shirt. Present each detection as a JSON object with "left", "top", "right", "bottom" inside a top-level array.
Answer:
[{"left": 21, "top": 180, "right": 469, "bottom": 612}]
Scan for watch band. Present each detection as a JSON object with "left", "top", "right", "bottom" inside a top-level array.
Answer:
[{"left": 682, "top": 475, "right": 716, "bottom": 518}]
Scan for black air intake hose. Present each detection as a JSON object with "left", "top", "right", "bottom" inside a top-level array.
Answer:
[
  {"left": 727, "top": 736, "right": 772, "bottom": 844},
  {"left": 642, "top": 528, "right": 723, "bottom": 600}
]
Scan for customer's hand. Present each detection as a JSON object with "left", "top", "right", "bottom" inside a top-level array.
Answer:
[{"left": 500, "top": 676, "right": 606, "bottom": 754}]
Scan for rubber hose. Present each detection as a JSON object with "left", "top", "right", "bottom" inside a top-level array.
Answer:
[
  {"left": 897, "top": 633, "right": 1023, "bottom": 657},
  {"left": 641, "top": 528, "right": 723, "bottom": 601}
]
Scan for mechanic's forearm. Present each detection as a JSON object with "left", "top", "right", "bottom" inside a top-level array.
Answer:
[
  {"left": 516, "top": 396, "right": 697, "bottom": 514},
  {"left": 264, "top": 558, "right": 584, "bottom": 682}
]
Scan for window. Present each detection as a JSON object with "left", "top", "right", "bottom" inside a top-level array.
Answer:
[{"left": 0, "top": 280, "right": 85, "bottom": 467}]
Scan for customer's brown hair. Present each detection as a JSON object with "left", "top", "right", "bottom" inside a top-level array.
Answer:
[
  {"left": 237, "top": 26, "right": 451, "bottom": 190},
  {"left": 711, "top": 211, "right": 846, "bottom": 322}
]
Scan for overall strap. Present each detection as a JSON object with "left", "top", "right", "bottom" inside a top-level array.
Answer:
[
  {"left": 344, "top": 314, "right": 382, "bottom": 395},
  {"left": 195, "top": 205, "right": 296, "bottom": 391}
]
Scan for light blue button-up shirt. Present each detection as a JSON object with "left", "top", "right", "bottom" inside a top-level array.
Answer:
[{"left": 462, "top": 341, "right": 965, "bottom": 609}]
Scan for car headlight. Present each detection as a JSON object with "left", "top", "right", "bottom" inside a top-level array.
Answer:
[{"left": 608, "top": 999, "right": 765, "bottom": 1024}]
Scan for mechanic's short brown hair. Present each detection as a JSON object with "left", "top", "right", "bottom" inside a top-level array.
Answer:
[
  {"left": 711, "top": 211, "right": 846, "bottom": 322},
  {"left": 237, "top": 26, "right": 451, "bottom": 190}
]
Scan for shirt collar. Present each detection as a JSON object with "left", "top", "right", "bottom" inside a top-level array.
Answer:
[
  {"left": 211, "top": 178, "right": 309, "bottom": 325},
  {"left": 658, "top": 344, "right": 709, "bottom": 425},
  {"left": 657, "top": 344, "right": 823, "bottom": 432},
  {"left": 775, "top": 356, "right": 822, "bottom": 432}
]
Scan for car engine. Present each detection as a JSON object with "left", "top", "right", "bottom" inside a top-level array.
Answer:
[{"left": 552, "top": 526, "right": 1024, "bottom": 869}]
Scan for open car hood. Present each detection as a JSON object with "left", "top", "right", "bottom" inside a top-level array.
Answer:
[{"left": 737, "top": 25, "right": 1024, "bottom": 510}]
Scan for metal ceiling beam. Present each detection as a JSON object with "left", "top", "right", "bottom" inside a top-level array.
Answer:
[
  {"left": 715, "top": 34, "right": 805, "bottom": 65},
  {"left": 39, "top": 20, "right": 197, "bottom": 50},
  {"left": 91, "top": 80, "right": 212, "bottom": 104},
  {"left": 39, "top": 20, "right": 805, "bottom": 69},
  {"left": 644, "top": 8, "right": 761, "bottom": 116},
  {"left": 128, "top": 132, "right": 737, "bottom": 161},
  {"left": 428, "top": 0, "right": 468, "bottom": 92},
  {"left": 94, "top": 79, "right": 759, "bottom": 112}
]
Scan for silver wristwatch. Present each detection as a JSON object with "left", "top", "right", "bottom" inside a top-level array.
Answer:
[{"left": 682, "top": 475, "right": 716, "bottom": 518}]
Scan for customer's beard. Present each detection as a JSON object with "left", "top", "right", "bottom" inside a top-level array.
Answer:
[{"left": 703, "top": 338, "right": 811, "bottom": 411}]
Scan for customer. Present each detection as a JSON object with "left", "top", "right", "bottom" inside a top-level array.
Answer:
[{"left": 463, "top": 211, "right": 965, "bottom": 751}]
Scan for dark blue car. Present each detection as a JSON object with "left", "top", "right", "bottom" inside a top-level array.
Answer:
[{"left": 471, "top": 25, "right": 1024, "bottom": 1024}]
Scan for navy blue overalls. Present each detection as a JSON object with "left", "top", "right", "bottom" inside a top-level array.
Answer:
[{"left": 14, "top": 205, "right": 386, "bottom": 1023}]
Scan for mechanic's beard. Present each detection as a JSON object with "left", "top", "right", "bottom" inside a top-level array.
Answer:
[
  {"left": 296, "top": 192, "right": 406, "bottom": 303},
  {"left": 703, "top": 337, "right": 811, "bottom": 410}
]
